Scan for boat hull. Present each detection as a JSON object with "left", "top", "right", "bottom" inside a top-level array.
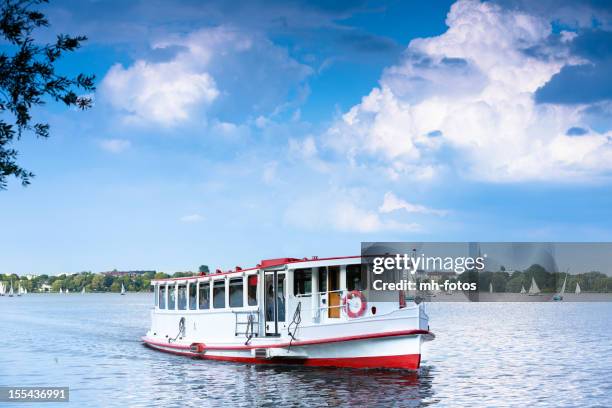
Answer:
[{"left": 142, "top": 331, "right": 428, "bottom": 370}]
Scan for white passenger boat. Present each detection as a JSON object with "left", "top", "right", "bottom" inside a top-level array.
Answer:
[{"left": 143, "top": 256, "right": 434, "bottom": 370}]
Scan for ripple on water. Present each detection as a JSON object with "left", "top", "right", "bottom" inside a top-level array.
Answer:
[{"left": 0, "top": 295, "right": 610, "bottom": 407}]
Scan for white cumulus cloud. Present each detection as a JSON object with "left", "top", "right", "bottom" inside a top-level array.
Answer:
[
  {"left": 379, "top": 192, "right": 448, "bottom": 216},
  {"left": 103, "top": 59, "right": 218, "bottom": 126},
  {"left": 102, "top": 26, "right": 311, "bottom": 127},
  {"left": 324, "top": 0, "right": 612, "bottom": 182},
  {"left": 99, "top": 138, "right": 131, "bottom": 153},
  {"left": 283, "top": 190, "right": 420, "bottom": 233}
]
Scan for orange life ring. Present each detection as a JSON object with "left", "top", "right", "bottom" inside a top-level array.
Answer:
[{"left": 342, "top": 290, "right": 367, "bottom": 318}]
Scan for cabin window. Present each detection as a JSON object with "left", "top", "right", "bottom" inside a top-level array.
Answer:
[
  {"left": 178, "top": 284, "right": 187, "bottom": 310},
  {"left": 318, "top": 267, "right": 327, "bottom": 293},
  {"left": 189, "top": 282, "right": 197, "bottom": 310},
  {"left": 213, "top": 280, "right": 226, "bottom": 309},
  {"left": 247, "top": 275, "right": 258, "bottom": 306},
  {"left": 198, "top": 282, "right": 210, "bottom": 309},
  {"left": 159, "top": 285, "right": 166, "bottom": 309},
  {"left": 154, "top": 285, "right": 159, "bottom": 307},
  {"left": 347, "top": 264, "right": 367, "bottom": 291},
  {"left": 277, "top": 274, "right": 286, "bottom": 322},
  {"left": 168, "top": 284, "right": 176, "bottom": 310},
  {"left": 229, "top": 277, "right": 243, "bottom": 308},
  {"left": 293, "top": 268, "right": 312, "bottom": 295}
]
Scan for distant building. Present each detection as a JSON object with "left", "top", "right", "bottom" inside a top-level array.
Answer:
[
  {"left": 426, "top": 271, "right": 458, "bottom": 282},
  {"left": 102, "top": 270, "right": 155, "bottom": 277},
  {"left": 40, "top": 283, "right": 52, "bottom": 292}
]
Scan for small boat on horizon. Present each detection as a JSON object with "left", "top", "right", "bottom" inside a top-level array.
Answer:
[
  {"left": 553, "top": 273, "right": 567, "bottom": 301},
  {"left": 0, "top": 282, "right": 5, "bottom": 296},
  {"left": 520, "top": 285, "right": 526, "bottom": 294},
  {"left": 82, "top": 287, "right": 86, "bottom": 294},
  {"left": 121, "top": 283, "right": 126, "bottom": 295},
  {"left": 8, "top": 281, "right": 14, "bottom": 297},
  {"left": 143, "top": 256, "right": 434, "bottom": 370},
  {"left": 575, "top": 282, "right": 581, "bottom": 294},
  {"left": 528, "top": 276, "right": 541, "bottom": 296}
]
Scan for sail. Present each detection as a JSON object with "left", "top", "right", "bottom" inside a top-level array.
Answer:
[
  {"left": 575, "top": 282, "right": 581, "bottom": 294},
  {"left": 560, "top": 275, "right": 567, "bottom": 295},
  {"left": 121, "top": 283, "right": 126, "bottom": 294},
  {"left": 528, "top": 277, "right": 540, "bottom": 294},
  {"left": 9, "top": 282, "right": 14, "bottom": 296},
  {"left": 489, "top": 282, "right": 493, "bottom": 293},
  {"left": 520, "top": 285, "right": 526, "bottom": 294},
  {"left": 59, "top": 288, "right": 63, "bottom": 294},
  {"left": 82, "top": 287, "right": 86, "bottom": 294}
]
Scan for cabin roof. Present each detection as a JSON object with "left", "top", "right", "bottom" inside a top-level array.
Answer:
[{"left": 152, "top": 255, "right": 361, "bottom": 283}]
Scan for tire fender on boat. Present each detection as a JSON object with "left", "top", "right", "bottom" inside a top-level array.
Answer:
[{"left": 342, "top": 290, "right": 367, "bottom": 318}]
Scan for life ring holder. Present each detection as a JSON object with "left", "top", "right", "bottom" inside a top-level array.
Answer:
[{"left": 342, "top": 290, "right": 367, "bottom": 318}]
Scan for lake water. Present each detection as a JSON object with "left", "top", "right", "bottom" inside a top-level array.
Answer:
[{"left": 1, "top": 294, "right": 610, "bottom": 407}]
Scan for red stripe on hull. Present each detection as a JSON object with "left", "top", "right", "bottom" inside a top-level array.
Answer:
[
  {"left": 143, "top": 342, "right": 421, "bottom": 370},
  {"left": 141, "top": 329, "right": 433, "bottom": 352},
  {"left": 200, "top": 353, "right": 421, "bottom": 370}
]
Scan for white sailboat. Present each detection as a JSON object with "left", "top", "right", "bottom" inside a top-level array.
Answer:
[
  {"left": 24, "top": 288, "right": 27, "bottom": 294},
  {"left": 528, "top": 276, "right": 541, "bottom": 296},
  {"left": 121, "top": 283, "right": 126, "bottom": 295},
  {"left": 9, "top": 281, "right": 14, "bottom": 297},
  {"left": 553, "top": 274, "right": 567, "bottom": 301},
  {"left": 520, "top": 285, "right": 526, "bottom": 294},
  {"left": 81, "top": 287, "right": 86, "bottom": 294},
  {"left": 489, "top": 282, "right": 493, "bottom": 293},
  {"left": 59, "top": 288, "right": 63, "bottom": 294},
  {"left": 17, "top": 283, "right": 22, "bottom": 297},
  {"left": 0, "top": 282, "right": 5, "bottom": 296},
  {"left": 575, "top": 282, "right": 581, "bottom": 294},
  {"left": 66, "top": 288, "right": 69, "bottom": 294}
]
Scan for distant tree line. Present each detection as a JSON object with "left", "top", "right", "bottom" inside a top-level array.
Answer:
[
  {"left": 0, "top": 267, "right": 208, "bottom": 293},
  {"left": 2, "top": 263, "right": 610, "bottom": 294},
  {"left": 456, "top": 264, "right": 612, "bottom": 293}
]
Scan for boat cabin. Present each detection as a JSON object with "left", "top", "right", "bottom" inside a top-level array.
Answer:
[{"left": 150, "top": 256, "right": 389, "bottom": 338}]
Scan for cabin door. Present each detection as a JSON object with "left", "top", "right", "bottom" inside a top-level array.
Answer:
[
  {"left": 327, "top": 266, "right": 340, "bottom": 318},
  {"left": 264, "top": 271, "right": 286, "bottom": 336}
]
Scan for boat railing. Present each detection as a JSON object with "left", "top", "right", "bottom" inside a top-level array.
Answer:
[
  {"left": 293, "top": 289, "right": 347, "bottom": 319},
  {"left": 233, "top": 309, "right": 260, "bottom": 338},
  {"left": 294, "top": 289, "right": 345, "bottom": 298}
]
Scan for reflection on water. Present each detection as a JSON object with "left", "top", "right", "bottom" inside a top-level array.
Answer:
[{"left": 0, "top": 294, "right": 610, "bottom": 407}]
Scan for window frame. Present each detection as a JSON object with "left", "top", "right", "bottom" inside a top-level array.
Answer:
[
  {"left": 293, "top": 268, "right": 313, "bottom": 296},
  {"left": 212, "top": 279, "right": 226, "bottom": 309},
  {"left": 198, "top": 280, "right": 210, "bottom": 310},
  {"left": 159, "top": 284, "right": 167, "bottom": 309},
  {"left": 229, "top": 277, "right": 244, "bottom": 308},
  {"left": 177, "top": 283, "right": 187, "bottom": 310},
  {"left": 167, "top": 282, "right": 177, "bottom": 310},
  {"left": 188, "top": 282, "right": 197, "bottom": 310},
  {"left": 346, "top": 264, "right": 367, "bottom": 291},
  {"left": 247, "top": 273, "right": 258, "bottom": 306}
]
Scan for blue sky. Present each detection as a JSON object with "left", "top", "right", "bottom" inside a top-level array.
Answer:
[{"left": 1, "top": 0, "right": 612, "bottom": 275}]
